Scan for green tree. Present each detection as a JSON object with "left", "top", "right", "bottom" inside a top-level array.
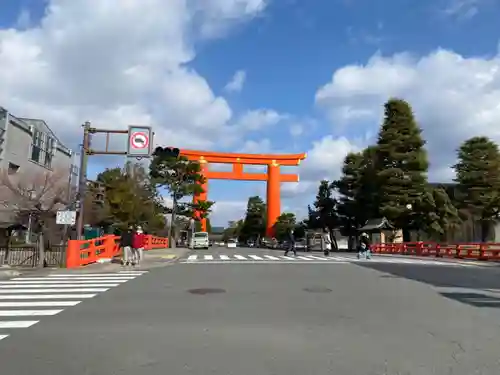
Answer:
[
  {"left": 222, "top": 220, "right": 244, "bottom": 242},
  {"left": 375, "top": 98, "right": 429, "bottom": 240},
  {"left": 454, "top": 136, "right": 500, "bottom": 241},
  {"left": 307, "top": 180, "right": 339, "bottom": 249},
  {"left": 96, "top": 163, "right": 167, "bottom": 234},
  {"left": 273, "top": 212, "right": 296, "bottom": 241},
  {"left": 334, "top": 146, "right": 379, "bottom": 240},
  {"left": 239, "top": 196, "right": 266, "bottom": 242},
  {"left": 149, "top": 152, "right": 214, "bottom": 246}
]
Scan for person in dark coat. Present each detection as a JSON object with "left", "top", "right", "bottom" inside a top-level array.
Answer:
[
  {"left": 357, "top": 232, "right": 371, "bottom": 260},
  {"left": 284, "top": 228, "right": 297, "bottom": 257},
  {"left": 119, "top": 225, "right": 134, "bottom": 266}
]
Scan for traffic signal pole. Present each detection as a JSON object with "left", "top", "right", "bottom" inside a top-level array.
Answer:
[{"left": 74, "top": 123, "right": 153, "bottom": 239}]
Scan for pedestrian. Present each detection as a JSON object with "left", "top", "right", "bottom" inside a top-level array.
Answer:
[
  {"left": 119, "top": 225, "right": 134, "bottom": 266},
  {"left": 323, "top": 228, "right": 332, "bottom": 256},
  {"left": 132, "top": 226, "right": 146, "bottom": 266},
  {"left": 284, "top": 228, "right": 297, "bottom": 257},
  {"left": 357, "top": 232, "right": 371, "bottom": 260}
]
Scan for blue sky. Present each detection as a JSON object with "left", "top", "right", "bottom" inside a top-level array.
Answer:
[{"left": 1, "top": 0, "right": 500, "bottom": 226}]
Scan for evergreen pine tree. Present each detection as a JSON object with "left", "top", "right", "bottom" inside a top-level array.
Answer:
[{"left": 375, "top": 98, "right": 429, "bottom": 240}]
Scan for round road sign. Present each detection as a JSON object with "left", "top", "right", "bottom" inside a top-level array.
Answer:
[{"left": 130, "top": 131, "right": 149, "bottom": 149}]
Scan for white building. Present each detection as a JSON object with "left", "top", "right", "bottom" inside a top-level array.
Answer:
[{"left": 0, "top": 106, "right": 78, "bottom": 226}]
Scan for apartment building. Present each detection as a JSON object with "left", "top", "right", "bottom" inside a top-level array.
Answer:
[{"left": 0, "top": 107, "right": 78, "bottom": 226}]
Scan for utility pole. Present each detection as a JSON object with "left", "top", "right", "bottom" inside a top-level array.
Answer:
[{"left": 75, "top": 122, "right": 91, "bottom": 239}]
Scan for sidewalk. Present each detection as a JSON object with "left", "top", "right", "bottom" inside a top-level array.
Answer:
[{"left": 0, "top": 247, "right": 190, "bottom": 279}]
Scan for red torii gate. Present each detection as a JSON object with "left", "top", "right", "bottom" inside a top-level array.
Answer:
[{"left": 180, "top": 149, "right": 307, "bottom": 237}]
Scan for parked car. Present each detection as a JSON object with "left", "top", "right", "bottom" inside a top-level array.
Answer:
[{"left": 227, "top": 239, "right": 237, "bottom": 248}]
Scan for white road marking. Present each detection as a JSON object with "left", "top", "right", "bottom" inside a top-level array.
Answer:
[
  {"left": 180, "top": 260, "right": 349, "bottom": 264},
  {"left": 307, "top": 256, "right": 329, "bottom": 260},
  {"left": 296, "top": 256, "right": 314, "bottom": 260},
  {"left": 219, "top": 255, "right": 230, "bottom": 260},
  {"left": 281, "top": 256, "right": 296, "bottom": 260},
  {"left": 0, "top": 294, "right": 96, "bottom": 299},
  {"left": 248, "top": 255, "right": 263, "bottom": 260},
  {"left": 204, "top": 255, "right": 214, "bottom": 260},
  {"left": 47, "top": 272, "right": 146, "bottom": 277},
  {"left": 0, "top": 335, "right": 8, "bottom": 340},
  {"left": 0, "top": 310, "right": 63, "bottom": 316},
  {"left": 0, "top": 321, "right": 39, "bottom": 328},
  {"left": 0, "top": 280, "right": 126, "bottom": 285},
  {"left": 0, "top": 284, "right": 119, "bottom": 288},
  {"left": 0, "top": 301, "right": 81, "bottom": 307},
  {"left": 264, "top": 255, "right": 280, "bottom": 260},
  {"left": 13, "top": 277, "right": 134, "bottom": 281},
  {"left": 234, "top": 255, "right": 247, "bottom": 260},
  {"left": 0, "top": 288, "right": 109, "bottom": 293},
  {"left": 187, "top": 255, "right": 198, "bottom": 261}
]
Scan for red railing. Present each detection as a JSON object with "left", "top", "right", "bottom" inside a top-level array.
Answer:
[
  {"left": 66, "top": 235, "right": 169, "bottom": 268},
  {"left": 371, "top": 242, "right": 500, "bottom": 261}
]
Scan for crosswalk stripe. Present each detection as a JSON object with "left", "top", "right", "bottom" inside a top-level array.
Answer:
[
  {"left": 0, "top": 301, "right": 81, "bottom": 307},
  {"left": 48, "top": 273, "right": 142, "bottom": 277},
  {"left": 307, "top": 256, "right": 329, "bottom": 260},
  {"left": 0, "top": 284, "right": 119, "bottom": 288},
  {"left": 13, "top": 277, "right": 135, "bottom": 281},
  {"left": 0, "top": 321, "right": 39, "bottom": 328},
  {"left": 248, "top": 255, "right": 263, "bottom": 260},
  {"left": 0, "top": 310, "right": 63, "bottom": 316},
  {"left": 204, "top": 255, "right": 214, "bottom": 260},
  {"left": 0, "top": 280, "right": 126, "bottom": 285},
  {"left": 219, "top": 255, "right": 230, "bottom": 260},
  {"left": 187, "top": 255, "right": 198, "bottom": 261},
  {"left": 0, "top": 335, "right": 8, "bottom": 340},
  {"left": 295, "top": 256, "right": 314, "bottom": 260},
  {"left": 0, "top": 288, "right": 109, "bottom": 293},
  {"left": 234, "top": 255, "right": 247, "bottom": 260},
  {"left": 0, "top": 294, "right": 96, "bottom": 299},
  {"left": 264, "top": 255, "right": 280, "bottom": 260},
  {"left": 281, "top": 256, "right": 296, "bottom": 260}
]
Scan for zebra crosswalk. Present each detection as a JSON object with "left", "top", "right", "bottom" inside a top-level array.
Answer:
[
  {"left": 0, "top": 270, "right": 147, "bottom": 342},
  {"left": 181, "top": 253, "right": 476, "bottom": 267}
]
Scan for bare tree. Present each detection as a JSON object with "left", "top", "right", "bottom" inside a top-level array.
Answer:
[{"left": 0, "top": 168, "right": 71, "bottom": 266}]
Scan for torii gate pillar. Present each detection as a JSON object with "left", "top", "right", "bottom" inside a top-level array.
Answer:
[
  {"left": 266, "top": 162, "right": 281, "bottom": 237},
  {"left": 180, "top": 150, "right": 307, "bottom": 237}
]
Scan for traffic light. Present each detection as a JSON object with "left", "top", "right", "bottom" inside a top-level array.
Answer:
[{"left": 153, "top": 146, "right": 180, "bottom": 159}]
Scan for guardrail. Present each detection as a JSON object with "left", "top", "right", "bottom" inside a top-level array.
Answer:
[
  {"left": 371, "top": 242, "right": 500, "bottom": 261},
  {"left": 66, "top": 235, "right": 169, "bottom": 268}
]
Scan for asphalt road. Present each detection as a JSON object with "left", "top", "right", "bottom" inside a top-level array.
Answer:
[{"left": 1, "top": 246, "right": 500, "bottom": 374}]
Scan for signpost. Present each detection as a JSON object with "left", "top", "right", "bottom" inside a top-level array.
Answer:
[
  {"left": 56, "top": 210, "right": 77, "bottom": 225},
  {"left": 127, "top": 126, "right": 153, "bottom": 158}
]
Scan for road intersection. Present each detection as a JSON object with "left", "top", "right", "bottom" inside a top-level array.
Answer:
[{"left": 1, "top": 246, "right": 500, "bottom": 374}]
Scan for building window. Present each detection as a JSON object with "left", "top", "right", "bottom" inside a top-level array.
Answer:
[{"left": 30, "top": 130, "right": 55, "bottom": 169}]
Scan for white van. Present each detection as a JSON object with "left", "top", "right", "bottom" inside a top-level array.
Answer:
[{"left": 191, "top": 232, "right": 209, "bottom": 249}]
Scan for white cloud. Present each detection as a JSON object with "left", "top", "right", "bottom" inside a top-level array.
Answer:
[
  {"left": 224, "top": 70, "right": 247, "bottom": 93},
  {"left": 290, "top": 123, "right": 303, "bottom": 137},
  {"left": 282, "top": 135, "right": 360, "bottom": 198},
  {"left": 210, "top": 200, "right": 247, "bottom": 226},
  {"left": 442, "top": 0, "right": 481, "bottom": 19},
  {"left": 315, "top": 48, "right": 500, "bottom": 182},
  {"left": 195, "top": 0, "right": 268, "bottom": 38},
  {"left": 239, "top": 138, "right": 272, "bottom": 153},
  {"left": 235, "top": 108, "right": 287, "bottom": 131},
  {"left": 0, "top": 0, "right": 268, "bottom": 153}
]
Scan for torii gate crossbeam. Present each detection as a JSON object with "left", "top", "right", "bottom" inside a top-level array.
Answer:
[{"left": 180, "top": 149, "right": 307, "bottom": 237}]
